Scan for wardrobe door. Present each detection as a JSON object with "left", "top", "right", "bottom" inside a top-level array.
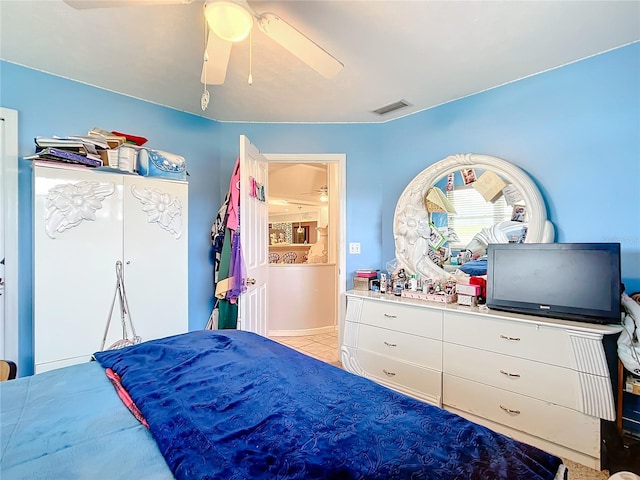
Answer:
[
  {"left": 33, "top": 165, "right": 123, "bottom": 373},
  {"left": 122, "top": 176, "right": 188, "bottom": 343}
]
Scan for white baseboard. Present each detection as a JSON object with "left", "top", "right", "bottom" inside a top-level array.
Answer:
[{"left": 268, "top": 325, "right": 337, "bottom": 337}]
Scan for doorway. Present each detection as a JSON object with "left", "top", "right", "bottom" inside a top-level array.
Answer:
[
  {"left": 264, "top": 153, "right": 346, "bottom": 361},
  {"left": 268, "top": 162, "right": 329, "bottom": 265}
]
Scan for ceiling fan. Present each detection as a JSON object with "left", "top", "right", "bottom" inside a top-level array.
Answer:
[
  {"left": 63, "top": 0, "right": 344, "bottom": 89},
  {"left": 301, "top": 185, "right": 328, "bottom": 202}
]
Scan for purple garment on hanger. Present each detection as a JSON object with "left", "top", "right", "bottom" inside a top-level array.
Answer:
[
  {"left": 226, "top": 158, "right": 241, "bottom": 233},
  {"left": 227, "top": 230, "right": 246, "bottom": 303}
]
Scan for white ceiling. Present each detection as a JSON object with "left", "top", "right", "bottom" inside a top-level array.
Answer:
[
  {"left": 268, "top": 163, "right": 328, "bottom": 215},
  {"left": 2, "top": 1, "right": 638, "bottom": 124}
]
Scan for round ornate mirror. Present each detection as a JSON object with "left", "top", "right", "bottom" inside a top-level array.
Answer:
[{"left": 393, "top": 153, "right": 554, "bottom": 280}]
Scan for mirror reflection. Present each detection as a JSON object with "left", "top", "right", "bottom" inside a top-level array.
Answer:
[
  {"left": 430, "top": 169, "right": 527, "bottom": 273},
  {"left": 393, "top": 153, "right": 554, "bottom": 281},
  {"left": 269, "top": 221, "right": 315, "bottom": 246}
]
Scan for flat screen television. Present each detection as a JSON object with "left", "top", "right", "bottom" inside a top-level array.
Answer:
[{"left": 486, "top": 242, "right": 621, "bottom": 324}]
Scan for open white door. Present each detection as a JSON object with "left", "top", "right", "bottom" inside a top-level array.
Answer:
[{"left": 238, "top": 135, "right": 269, "bottom": 336}]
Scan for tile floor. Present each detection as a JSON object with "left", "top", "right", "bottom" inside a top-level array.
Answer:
[
  {"left": 269, "top": 331, "right": 340, "bottom": 367},
  {"left": 562, "top": 458, "right": 608, "bottom": 480}
]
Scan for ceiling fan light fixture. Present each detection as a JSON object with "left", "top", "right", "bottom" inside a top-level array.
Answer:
[
  {"left": 319, "top": 191, "right": 328, "bottom": 202},
  {"left": 205, "top": 0, "right": 254, "bottom": 43},
  {"left": 297, "top": 206, "right": 304, "bottom": 233}
]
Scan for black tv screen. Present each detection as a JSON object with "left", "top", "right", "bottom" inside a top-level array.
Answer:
[{"left": 486, "top": 243, "right": 621, "bottom": 324}]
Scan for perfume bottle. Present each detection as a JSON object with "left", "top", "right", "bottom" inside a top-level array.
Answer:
[{"left": 380, "top": 273, "right": 387, "bottom": 294}]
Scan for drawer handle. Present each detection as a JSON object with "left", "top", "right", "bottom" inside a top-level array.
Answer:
[
  {"left": 499, "top": 334, "right": 521, "bottom": 341},
  {"left": 382, "top": 369, "right": 396, "bottom": 377},
  {"left": 383, "top": 341, "right": 397, "bottom": 347},
  {"left": 499, "top": 405, "right": 521, "bottom": 415},
  {"left": 383, "top": 313, "right": 397, "bottom": 318},
  {"left": 499, "top": 369, "right": 521, "bottom": 378}
]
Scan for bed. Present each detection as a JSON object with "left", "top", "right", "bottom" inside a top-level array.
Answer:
[{"left": 1, "top": 330, "right": 567, "bottom": 479}]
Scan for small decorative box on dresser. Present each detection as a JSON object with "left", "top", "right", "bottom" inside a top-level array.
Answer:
[{"left": 342, "top": 290, "right": 623, "bottom": 470}]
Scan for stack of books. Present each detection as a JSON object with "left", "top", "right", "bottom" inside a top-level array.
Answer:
[
  {"left": 87, "top": 127, "right": 128, "bottom": 149},
  {"left": 25, "top": 136, "right": 110, "bottom": 167}
]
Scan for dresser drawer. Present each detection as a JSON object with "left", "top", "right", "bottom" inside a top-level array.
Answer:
[
  {"left": 359, "top": 323, "right": 442, "bottom": 370},
  {"left": 356, "top": 349, "right": 442, "bottom": 405},
  {"left": 444, "top": 312, "right": 574, "bottom": 368},
  {"left": 360, "top": 299, "right": 442, "bottom": 340},
  {"left": 443, "top": 342, "right": 581, "bottom": 410},
  {"left": 443, "top": 374, "right": 600, "bottom": 456}
]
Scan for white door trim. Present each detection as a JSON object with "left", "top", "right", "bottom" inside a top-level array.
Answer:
[
  {"left": 0, "top": 107, "right": 19, "bottom": 366},
  {"left": 263, "top": 153, "right": 346, "bottom": 341}
]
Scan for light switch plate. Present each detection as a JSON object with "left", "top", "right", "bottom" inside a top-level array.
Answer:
[{"left": 349, "top": 242, "right": 361, "bottom": 254}]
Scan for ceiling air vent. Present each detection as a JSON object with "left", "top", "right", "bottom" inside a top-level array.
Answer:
[{"left": 372, "top": 100, "right": 411, "bottom": 116}]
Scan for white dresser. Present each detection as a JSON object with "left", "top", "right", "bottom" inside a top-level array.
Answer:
[
  {"left": 33, "top": 163, "right": 189, "bottom": 373},
  {"left": 342, "top": 290, "right": 622, "bottom": 469}
]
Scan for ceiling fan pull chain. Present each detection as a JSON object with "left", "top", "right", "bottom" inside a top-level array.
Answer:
[
  {"left": 201, "top": 82, "right": 210, "bottom": 111},
  {"left": 201, "top": 14, "right": 210, "bottom": 111},
  {"left": 248, "top": 29, "right": 253, "bottom": 86}
]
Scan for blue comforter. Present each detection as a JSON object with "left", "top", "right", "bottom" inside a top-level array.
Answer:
[
  {"left": 0, "top": 361, "right": 172, "bottom": 480},
  {"left": 94, "top": 330, "right": 565, "bottom": 480}
]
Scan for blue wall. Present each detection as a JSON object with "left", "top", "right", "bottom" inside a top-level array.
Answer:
[
  {"left": 1, "top": 62, "right": 222, "bottom": 374},
  {"left": 378, "top": 43, "right": 640, "bottom": 286},
  {"left": 2, "top": 42, "right": 638, "bottom": 375}
]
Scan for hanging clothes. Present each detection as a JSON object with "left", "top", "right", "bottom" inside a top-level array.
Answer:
[
  {"left": 226, "top": 229, "right": 247, "bottom": 302},
  {"left": 206, "top": 194, "right": 230, "bottom": 330},
  {"left": 226, "top": 159, "right": 241, "bottom": 232},
  {"left": 215, "top": 227, "right": 247, "bottom": 328},
  {"left": 211, "top": 190, "right": 231, "bottom": 286},
  {"left": 207, "top": 158, "right": 243, "bottom": 330},
  {"left": 217, "top": 293, "right": 238, "bottom": 330},
  {"left": 215, "top": 228, "right": 240, "bottom": 329},
  {"left": 214, "top": 228, "right": 234, "bottom": 301}
]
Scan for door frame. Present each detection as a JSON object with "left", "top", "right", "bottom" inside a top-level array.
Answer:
[
  {"left": 1, "top": 107, "right": 19, "bottom": 366},
  {"left": 263, "top": 153, "right": 346, "bottom": 337}
]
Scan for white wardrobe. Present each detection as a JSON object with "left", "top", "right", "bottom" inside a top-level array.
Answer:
[{"left": 33, "top": 163, "right": 189, "bottom": 373}]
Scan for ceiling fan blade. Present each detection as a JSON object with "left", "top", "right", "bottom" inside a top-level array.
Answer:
[
  {"left": 256, "top": 12, "right": 343, "bottom": 79},
  {"left": 64, "top": 0, "right": 191, "bottom": 9},
  {"left": 201, "top": 31, "right": 232, "bottom": 85}
]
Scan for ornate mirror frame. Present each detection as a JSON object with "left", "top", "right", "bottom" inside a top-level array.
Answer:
[{"left": 393, "top": 153, "right": 555, "bottom": 280}]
